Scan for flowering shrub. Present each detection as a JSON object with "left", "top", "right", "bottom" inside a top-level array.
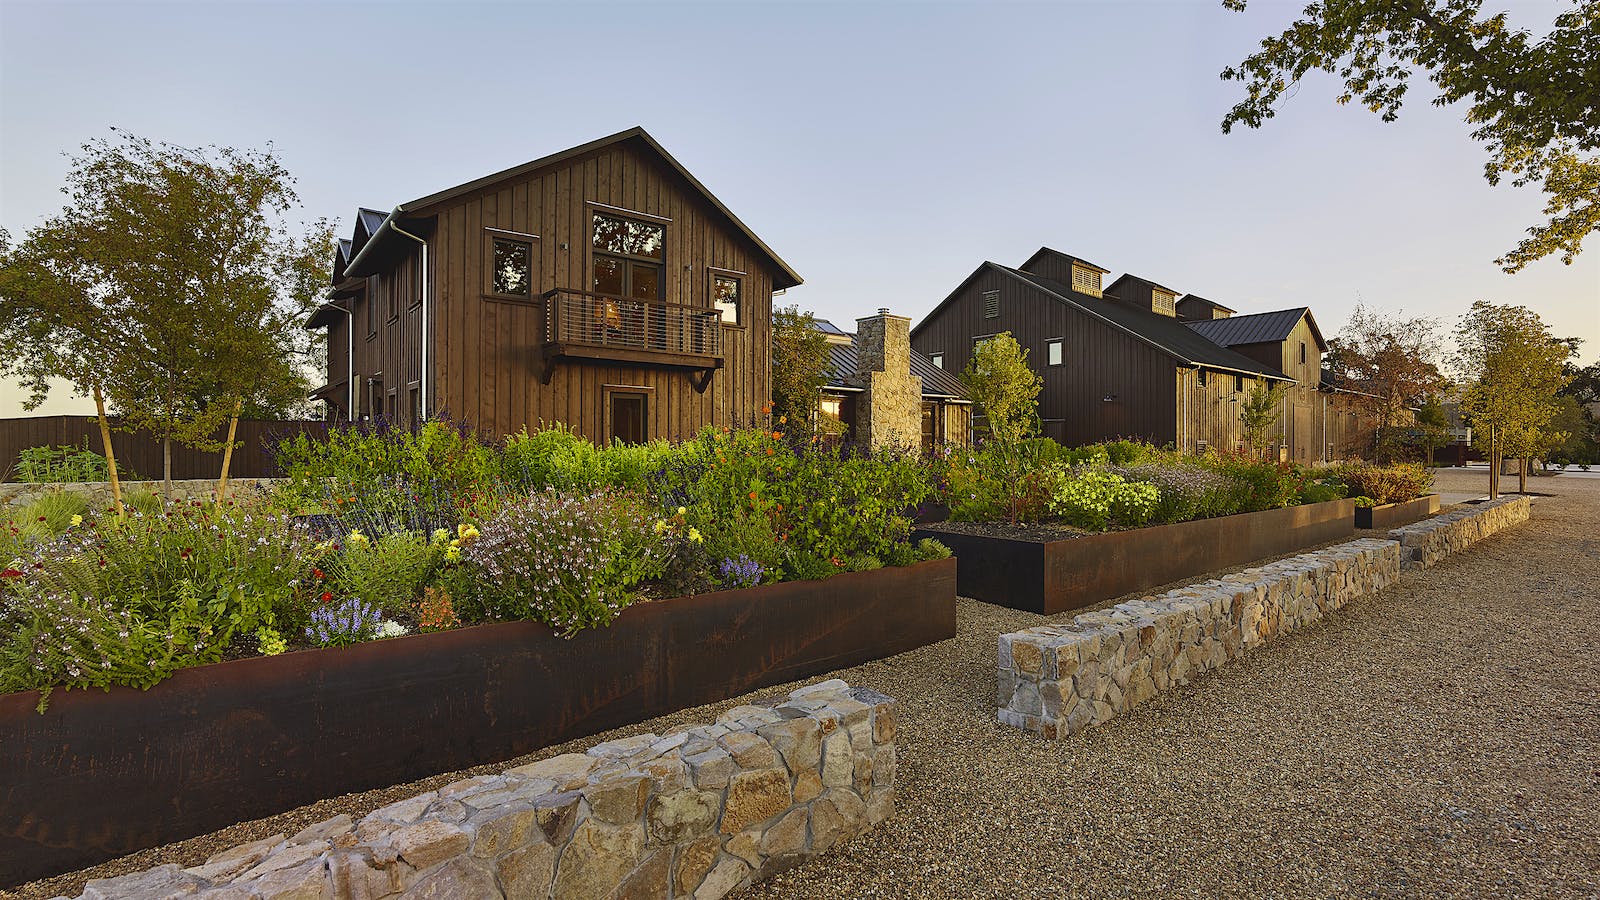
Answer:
[
  {"left": 1113, "top": 463, "right": 1251, "bottom": 524},
  {"left": 1334, "top": 463, "right": 1433, "bottom": 506},
  {"left": 718, "top": 554, "right": 765, "bottom": 589},
  {"left": 413, "top": 587, "right": 460, "bottom": 632},
  {"left": 462, "top": 488, "right": 670, "bottom": 635},
  {"left": 305, "top": 598, "right": 383, "bottom": 647},
  {"left": 1044, "top": 468, "right": 1162, "bottom": 530},
  {"left": 321, "top": 529, "right": 444, "bottom": 618}
]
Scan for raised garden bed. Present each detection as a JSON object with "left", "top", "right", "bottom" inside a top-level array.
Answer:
[
  {"left": 1355, "top": 493, "right": 1441, "bottom": 530},
  {"left": 0, "top": 557, "right": 955, "bottom": 886},
  {"left": 915, "top": 499, "right": 1354, "bottom": 615}
]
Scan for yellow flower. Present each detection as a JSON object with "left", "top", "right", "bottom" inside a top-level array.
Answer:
[
  {"left": 432, "top": 528, "right": 450, "bottom": 543},
  {"left": 653, "top": 519, "right": 669, "bottom": 535},
  {"left": 444, "top": 546, "right": 462, "bottom": 562},
  {"left": 687, "top": 527, "right": 703, "bottom": 544},
  {"left": 70, "top": 514, "right": 83, "bottom": 527},
  {"left": 676, "top": 506, "right": 687, "bottom": 517},
  {"left": 348, "top": 529, "right": 369, "bottom": 546}
]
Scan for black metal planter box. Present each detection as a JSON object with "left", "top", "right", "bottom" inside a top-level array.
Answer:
[
  {"left": 0, "top": 558, "right": 955, "bottom": 886},
  {"left": 1355, "top": 493, "right": 1440, "bottom": 530},
  {"left": 915, "top": 499, "right": 1354, "bottom": 615}
]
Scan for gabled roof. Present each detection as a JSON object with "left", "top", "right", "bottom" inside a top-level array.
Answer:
[
  {"left": 933, "top": 262, "right": 1287, "bottom": 381},
  {"left": 348, "top": 127, "right": 801, "bottom": 289},
  {"left": 1020, "top": 246, "right": 1110, "bottom": 275},
  {"left": 1107, "top": 272, "right": 1183, "bottom": 298},
  {"left": 1184, "top": 307, "right": 1327, "bottom": 351},
  {"left": 1177, "top": 294, "right": 1235, "bottom": 314},
  {"left": 820, "top": 329, "right": 971, "bottom": 400}
]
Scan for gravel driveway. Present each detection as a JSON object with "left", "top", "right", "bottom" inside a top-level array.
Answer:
[{"left": 9, "top": 469, "right": 1596, "bottom": 899}]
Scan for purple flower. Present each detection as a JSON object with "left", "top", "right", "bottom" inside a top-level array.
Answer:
[{"left": 719, "top": 554, "right": 764, "bottom": 589}]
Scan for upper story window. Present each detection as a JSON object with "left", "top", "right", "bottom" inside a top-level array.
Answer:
[
  {"left": 1300, "top": 342, "right": 1307, "bottom": 365},
  {"left": 1235, "top": 374, "right": 1245, "bottom": 392},
  {"left": 713, "top": 274, "right": 741, "bottom": 324},
  {"left": 366, "top": 282, "right": 377, "bottom": 337},
  {"left": 982, "top": 290, "right": 1000, "bottom": 318},
  {"left": 1152, "top": 289, "right": 1176, "bottom": 317},
  {"left": 930, "top": 352, "right": 944, "bottom": 369},
  {"left": 1047, "top": 339, "right": 1064, "bottom": 367},
  {"left": 1071, "top": 265, "right": 1102, "bottom": 297},
  {"left": 492, "top": 237, "right": 532, "bottom": 297},
  {"left": 593, "top": 212, "right": 665, "bottom": 300}
]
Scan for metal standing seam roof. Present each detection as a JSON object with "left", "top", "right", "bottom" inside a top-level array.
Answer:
[
  {"left": 812, "top": 318, "right": 850, "bottom": 337},
  {"left": 996, "top": 266, "right": 1291, "bottom": 381},
  {"left": 821, "top": 335, "right": 971, "bottom": 400},
  {"left": 1183, "top": 308, "right": 1313, "bottom": 348}
]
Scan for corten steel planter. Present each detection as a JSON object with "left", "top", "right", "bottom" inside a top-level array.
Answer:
[
  {"left": 0, "top": 558, "right": 955, "bottom": 886},
  {"left": 1355, "top": 493, "right": 1440, "bottom": 530},
  {"left": 915, "top": 499, "right": 1354, "bottom": 615}
]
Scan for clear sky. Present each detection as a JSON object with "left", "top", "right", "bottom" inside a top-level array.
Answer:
[{"left": 3, "top": 0, "right": 1596, "bottom": 416}]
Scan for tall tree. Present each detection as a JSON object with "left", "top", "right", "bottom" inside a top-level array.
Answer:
[
  {"left": 1239, "top": 381, "right": 1288, "bottom": 458},
  {"left": 769, "top": 306, "right": 833, "bottom": 437},
  {"left": 1220, "top": 0, "right": 1600, "bottom": 271},
  {"left": 962, "top": 332, "right": 1042, "bottom": 446},
  {"left": 1325, "top": 303, "right": 1447, "bottom": 459},
  {"left": 1452, "top": 301, "right": 1572, "bottom": 496},
  {"left": 1411, "top": 395, "right": 1455, "bottom": 464},
  {"left": 0, "top": 131, "right": 323, "bottom": 498}
]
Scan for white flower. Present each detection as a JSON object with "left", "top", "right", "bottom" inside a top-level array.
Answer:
[{"left": 377, "top": 620, "right": 410, "bottom": 639}]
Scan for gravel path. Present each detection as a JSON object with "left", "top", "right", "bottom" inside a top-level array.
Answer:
[{"left": 9, "top": 469, "right": 1596, "bottom": 899}]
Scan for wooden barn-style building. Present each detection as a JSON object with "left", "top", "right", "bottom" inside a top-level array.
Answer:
[
  {"left": 911, "top": 249, "right": 1292, "bottom": 452},
  {"left": 306, "top": 127, "right": 801, "bottom": 443},
  {"left": 912, "top": 247, "right": 1383, "bottom": 461}
]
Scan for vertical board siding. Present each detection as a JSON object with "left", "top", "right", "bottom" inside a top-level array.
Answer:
[
  {"left": 347, "top": 138, "right": 778, "bottom": 443},
  {"left": 910, "top": 267, "right": 1177, "bottom": 447}
]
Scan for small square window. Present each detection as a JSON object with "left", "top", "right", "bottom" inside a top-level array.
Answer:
[
  {"left": 1047, "top": 339, "right": 1063, "bottom": 367},
  {"left": 713, "top": 274, "right": 740, "bottom": 324},
  {"left": 982, "top": 290, "right": 999, "bottom": 318},
  {"left": 930, "top": 353, "right": 944, "bottom": 370},
  {"left": 493, "top": 238, "right": 532, "bottom": 297}
]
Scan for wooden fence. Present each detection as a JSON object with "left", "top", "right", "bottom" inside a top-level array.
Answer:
[{"left": 0, "top": 416, "right": 331, "bottom": 482}]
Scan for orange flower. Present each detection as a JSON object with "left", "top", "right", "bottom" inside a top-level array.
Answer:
[
  {"left": 748, "top": 491, "right": 758, "bottom": 500},
  {"left": 771, "top": 431, "right": 782, "bottom": 440},
  {"left": 766, "top": 448, "right": 774, "bottom": 456}
]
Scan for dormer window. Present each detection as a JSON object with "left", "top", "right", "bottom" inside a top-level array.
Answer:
[
  {"left": 1152, "top": 289, "right": 1176, "bottom": 317},
  {"left": 1071, "top": 265, "right": 1102, "bottom": 298}
]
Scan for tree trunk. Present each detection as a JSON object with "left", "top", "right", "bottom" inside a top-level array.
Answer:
[
  {"left": 92, "top": 385, "right": 125, "bottom": 516},
  {"left": 216, "top": 397, "right": 243, "bottom": 503},
  {"left": 1519, "top": 457, "right": 1528, "bottom": 494},
  {"left": 163, "top": 436, "right": 172, "bottom": 499},
  {"left": 1488, "top": 422, "right": 1498, "bottom": 500}
]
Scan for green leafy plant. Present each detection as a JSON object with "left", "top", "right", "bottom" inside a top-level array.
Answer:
[{"left": 1044, "top": 468, "right": 1161, "bottom": 531}]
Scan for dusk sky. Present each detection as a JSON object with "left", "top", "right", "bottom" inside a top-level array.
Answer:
[{"left": 2, "top": 0, "right": 1596, "bottom": 415}]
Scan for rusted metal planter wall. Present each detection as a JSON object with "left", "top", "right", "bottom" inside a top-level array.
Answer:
[
  {"left": 915, "top": 500, "right": 1354, "bottom": 615},
  {"left": 0, "top": 558, "right": 955, "bottom": 886},
  {"left": 1355, "top": 494, "right": 1440, "bottom": 530}
]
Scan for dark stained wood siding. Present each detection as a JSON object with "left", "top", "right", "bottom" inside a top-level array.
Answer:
[
  {"left": 343, "top": 244, "right": 428, "bottom": 429},
  {"left": 426, "top": 141, "right": 775, "bottom": 441},
  {"left": 911, "top": 267, "right": 1178, "bottom": 447}
]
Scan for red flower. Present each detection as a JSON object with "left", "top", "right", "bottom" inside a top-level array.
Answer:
[
  {"left": 313, "top": 568, "right": 325, "bottom": 580},
  {"left": 320, "top": 591, "right": 333, "bottom": 604},
  {"left": 0, "top": 568, "right": 22, "bottom": 578}
]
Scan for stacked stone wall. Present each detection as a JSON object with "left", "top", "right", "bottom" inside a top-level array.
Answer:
[
  {"left": 0, "top": 478, "right": 282, "bottom": 510},
  {"left": 1386, "top": 496, "right": 1530, "bottom": 569},
  {"left": 998, "top": 539, "right": 1401, "bottom": 740},
  {"left": 67, "top": 680, "right": 896, "bottom": 900}
]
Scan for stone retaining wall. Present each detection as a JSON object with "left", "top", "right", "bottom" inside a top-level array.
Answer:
[
  {"left": 66, "top": 680, "right": 895, "bottom": 900},
  {"left": 1, "top": 478, "right": 282, "bottom": 509},
  {"left": 1386, "top": 495, "right": 1530, "bottom": 570},
  {"left": 998, "top": 539, "right": 1401, "bottom": 740}
]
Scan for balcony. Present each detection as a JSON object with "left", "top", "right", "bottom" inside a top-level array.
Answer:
[{"left": 540, "top": 289, "right": 725, "bottom": 390}]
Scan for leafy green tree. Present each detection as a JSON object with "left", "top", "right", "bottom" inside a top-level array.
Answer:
[
  {"left": 1219, "top": 0, "right": 1600, "bottom": 271},
  {"left": 1239, "top": 381, "right": 1287, "bottom": 458},
  {"left": 0, "top": 131, "right": 325, "bottom": 498},
  {"left": 1411, "top": 395, "right": 1455, "bottom": 464},
  {"left": 962, "top": 332, "right": 1041, "bottom": 445},
  {"left": 770, "top": 305, "right": 833, "bottom": 437},
  {"left": 1453, "top": 301, "right": 1572, "bottom": 496}
]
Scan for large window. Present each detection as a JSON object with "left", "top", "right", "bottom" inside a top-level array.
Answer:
[
  {"left": 713, "top": 274, "right": 741, "bottom": 324},
  {"left": 593, "top": 212, "right": 664, "bottom": 301},
  {"left": 493, "top": 237, "right": 532, "bottom": 297}
]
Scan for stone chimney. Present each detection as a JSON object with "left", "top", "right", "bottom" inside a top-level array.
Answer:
[{"left": 853, "top": 309, "right": 922, "bottom": 450}]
